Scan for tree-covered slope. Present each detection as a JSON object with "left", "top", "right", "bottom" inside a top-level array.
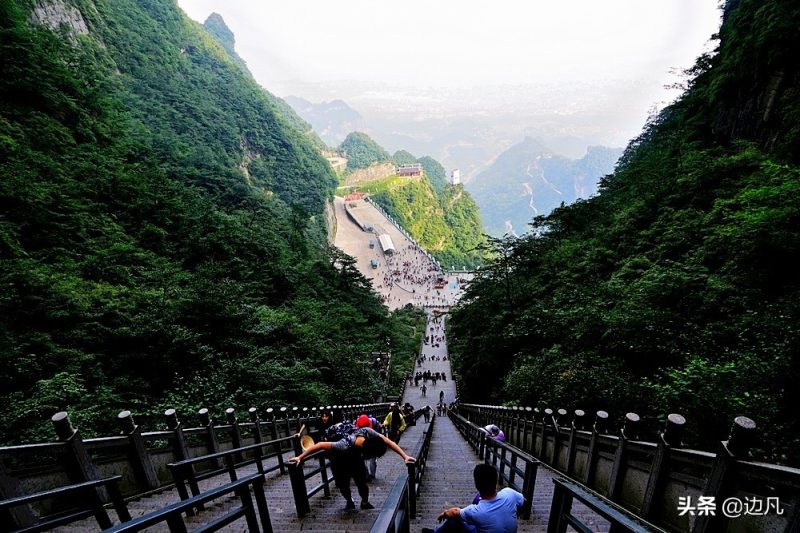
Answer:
[
  {"left": 339, "top": 131, "right": 392, "bottom": 171},
  {"left": 0, "top": 0, "right": 419, "bottom": 444},
  {"left": 467, "top": 138, "right": 622, "bottom": 236},
  {"left": 342, "top": 144, "right": 486, "bottom": 269},
  {"left": 417, "top": 155, "right": 448, "bottom": 196},
  {"left": 449, "top": 0, "right": 800, "bottom": 462}
]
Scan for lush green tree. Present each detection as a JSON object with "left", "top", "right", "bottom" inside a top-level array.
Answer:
[
  {"left": 339, "top": 131, "right": 391, "bottom": 170},
  {"left": 450, "top": 0, "right": 800, "bottom": 463}
]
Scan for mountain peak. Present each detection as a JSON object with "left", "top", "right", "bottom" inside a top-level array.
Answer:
[{"left": 203, "top": 13, "right": 234, "bottom": 48}]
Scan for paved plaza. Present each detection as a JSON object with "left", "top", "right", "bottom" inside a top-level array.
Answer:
[{"left": 332, "top": 196, "right": 471, "bottom": 310}]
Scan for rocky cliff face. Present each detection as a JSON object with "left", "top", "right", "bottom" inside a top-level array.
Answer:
[
  {"left": 705, "top": 0, "right": 800, "bottom": 162},
  {"left": 30, "top": 0, "right": 90, "bottom": 40}
]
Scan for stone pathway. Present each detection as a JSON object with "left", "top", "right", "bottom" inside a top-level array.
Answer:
[{"left": 55, "top": 313, "right": 610, "bottom": 532}]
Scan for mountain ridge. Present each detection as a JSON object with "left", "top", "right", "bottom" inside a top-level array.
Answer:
[{"left": 467, "top": 137, "right": 622, "bottom": 235}]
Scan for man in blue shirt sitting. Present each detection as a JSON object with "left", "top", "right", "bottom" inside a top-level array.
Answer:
[{"left": 422, "top": 464, "right": 525, "bottom": 533}]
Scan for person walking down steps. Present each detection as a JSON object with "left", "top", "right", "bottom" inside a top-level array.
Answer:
[
  {"left": 384, "top": 402, "right": 406, "bottom": 443},
  {"left": 290, "top": 426, "right": 415, "bottom": 511}
]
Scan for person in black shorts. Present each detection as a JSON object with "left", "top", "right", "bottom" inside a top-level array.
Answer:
[{"left": 290, "top": 427, "right": 415, "bottom": 510}]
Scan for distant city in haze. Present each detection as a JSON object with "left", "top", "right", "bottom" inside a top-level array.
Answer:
[
  {"left": 179, "top": 1, "right": 721, "bottom": 234},
  {"left": 178, "top": 1, "right": 721, "bottom": 157}
]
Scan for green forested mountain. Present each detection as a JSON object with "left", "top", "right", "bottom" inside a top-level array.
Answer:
[
  {"left": 202, "top": 13, "right": 249, "bottom": 75},
  {"left": 392, "top": 150, "right": 417, "bottom": 166},
  {"left": 467, "top": 139, "right": 622, "bottom": 236},
  {"left": 341, "top": 144, "right": 486, "bottom": 268},
  {"left": 449, "top": 0, "right": 800, "bottom": 462},
  {"left": 339, "top": 131, "right": 392, "bottom": 171},
  {"left": 0, "top": 0, "right": 422, "bottom": 444},
  {"left": 417, "top": 156, "right": 448, "bottom": 196},
  {"left": 368, "top": 178, "right": 485, "bottom": 270}
]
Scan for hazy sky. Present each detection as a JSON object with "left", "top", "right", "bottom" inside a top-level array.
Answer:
[
  {"left": 178, "top": 1, "right": 720, "bottom": 89},
  {"left": 177, "top": 1, "right": 722, "bottom": 153}
]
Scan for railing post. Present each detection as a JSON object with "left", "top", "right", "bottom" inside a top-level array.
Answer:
[
  {"left": 551, "top": 409, "right": 567, "bottom": 467},
  {"left": 226, "top": 408, "right": 244, "bottom": 462},
  {"left": 608, "top": 412, "right": 640, "bottom": 500},
  {"left": 538, "top": 408, "right": 551, "bottom": 459},
  {"left": 692, "top": 416, "right": 757, "bottom": 533},
  {"left": 522, "top": 407, "right": 533, "bottom": 452},
  {"left": 520, "top": 459, "right": 538, "bottom": 520},
  {"left": 198, "top": 408, "right": 221, "bottom": 468},
  {"left": 118, "top": 410, "right": 159, "bottom": 490},
  {"left": 249, "top": 407, "right": 263, "bottom": 444},
  {"left": 279, "top": 407, "right": 289, "bottom": 438},
  {"left": 547, "top": 480, "right": 573, "bottom": 533},
  {"left": 164, "top": 409, "right": 190, "bottom": 462},
  {"left": 583, "top": 410, "right": 608, "bottom": 487},
  {"left": 565, "top": 409, "right": 585, "bottom": 477},
  {"left": 51, "top": 412, "right": 104, "bottom": 500},
  {"left": 478, "top": 428, "right": 487, "bottom": 459},
  {"left": 288, "top": 438, "right": 310, "bottom": 517},
  {"left": 407, "top": 459, "right": 417, "bottom": 518},
  {"left": 641, "top": 413, "right": 685, "bottom": 519},
  {"left": 265, "top": 407, "right": 286, "bottom": 475}
]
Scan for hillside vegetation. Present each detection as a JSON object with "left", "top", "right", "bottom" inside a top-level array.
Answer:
[
  {"left": 340, "top": 131, "right": 392, "bottom": 171},
  {"left": 467, "top": 140, "right": 622, "bottom": 235},
  {"left": 0, "top": 0, "right": 421, "bottom": 444},
  {"left": 449, "top": 0, "right": 800, "bottom": 463},
  {"left": 338, "top": 135, "right": 486, "bottom": 269}
]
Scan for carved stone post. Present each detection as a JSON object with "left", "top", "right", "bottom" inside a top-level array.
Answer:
[
  {"left": 552, "top": 408, "right": 568, "bottom": 467},
  {"left": 692, "top": 417, "right": 757, "bottom": 533},
  {"left": 52, "top": 412, "right": 106, "bottom": 500},
  {"left": 277, "top": 407, "right": 288, "bottom": 438},
  {"left": 52, "top": 412, "right": 99, "bottom": 482},
  {"left": 164, "top": 409, "right": 190, "bottom": 462},
  {"left": 198, "top": 408, "right": 221, "bottom": 468},
  {"left": 522, "top": 407, "right": 533, "bottom": 452},
  {"left": 565, "top": 409, "right": 586, "bottom": 477},
  {"left": 608, "top": 412, "right": 640, "bottom": 499},
  {"left": 249, "top": 408, "right": 263, "bottom": 444},
  {"left": 642, "top": 413, "right": 685, "bottom": 518},
  {"left": 583, "top": 410, "right": 609, "bottom": 486},
  {"left": 266, "top": 408, "right": 285, "bottom": 475},
  {"left": 226, "top": 408, "right": 244, "bottom": 462},
  {"left": 539, "top": 408, "right": 552, "bottom": 459},
  {"left": 118, "top": 411, "right": 159, "bottom": 490}
]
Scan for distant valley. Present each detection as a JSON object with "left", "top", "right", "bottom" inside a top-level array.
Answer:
[
  {"left": 466, "top": 138, "right": 623, "bottom": 236},
  {"left": 287, "top": 98, "right": 623, "bottom": 237}
]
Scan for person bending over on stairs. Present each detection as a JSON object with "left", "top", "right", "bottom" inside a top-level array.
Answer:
[
  {"left": 422, "top": 464, "right": 525, "bottom": 533},
  {"left": 290, "top": 427, "right": 415, "bottom": 511}
]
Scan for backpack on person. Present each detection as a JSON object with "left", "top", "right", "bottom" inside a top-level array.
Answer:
[{"left": 323, "top": 421, "right": 356, "bottom": 441}]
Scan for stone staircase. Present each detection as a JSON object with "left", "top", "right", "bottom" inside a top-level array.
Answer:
[
  {"left": 52, "top": 313, "right": 610, "bottom": 532},
  {"left": 410, "top": 414, "right": 612, "bottom": 533}
]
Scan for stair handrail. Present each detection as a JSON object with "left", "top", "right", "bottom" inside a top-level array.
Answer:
[
  {"left": 101, "top": 472, "right": 271, "bottom": 533},
  {"left": 0, "top": 476, "right": 130, "bottom": 532},
  {"left": 371, "top": 413, "right": 436, "bottom": 533},
  {"left": 167, "top": 428, "right": 303, "bottom": 512},
  {"left": 449, "top": 410, "right": 538, "bottom": 520}
]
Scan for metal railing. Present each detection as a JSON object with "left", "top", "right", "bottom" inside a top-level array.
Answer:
[
  {"left": 368, "top": 472, "right": 411, "bottom": 533},
  {"left": 406, "top": 413, "right": 436, "bottom": 518},
  {"left": 102, "top": 473, "right": 271, "bottom": 533},
  {"left": 370, "top": 413, "right": 436, "bottom": 533},
  {"left": 449, "top": 411, "right": 538, "bottom": 519},
  {"left": 167, "top": 429, "right": 303, "bottom": 514},
  {"left": 548, "top": 477, "right": 662, "bottom": 533},
  {"left": 0, "top": 476, "right": 129, "bottom": 532},
  {"left": 286, "top": 435, "right": 333, "bottom": 517}
]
